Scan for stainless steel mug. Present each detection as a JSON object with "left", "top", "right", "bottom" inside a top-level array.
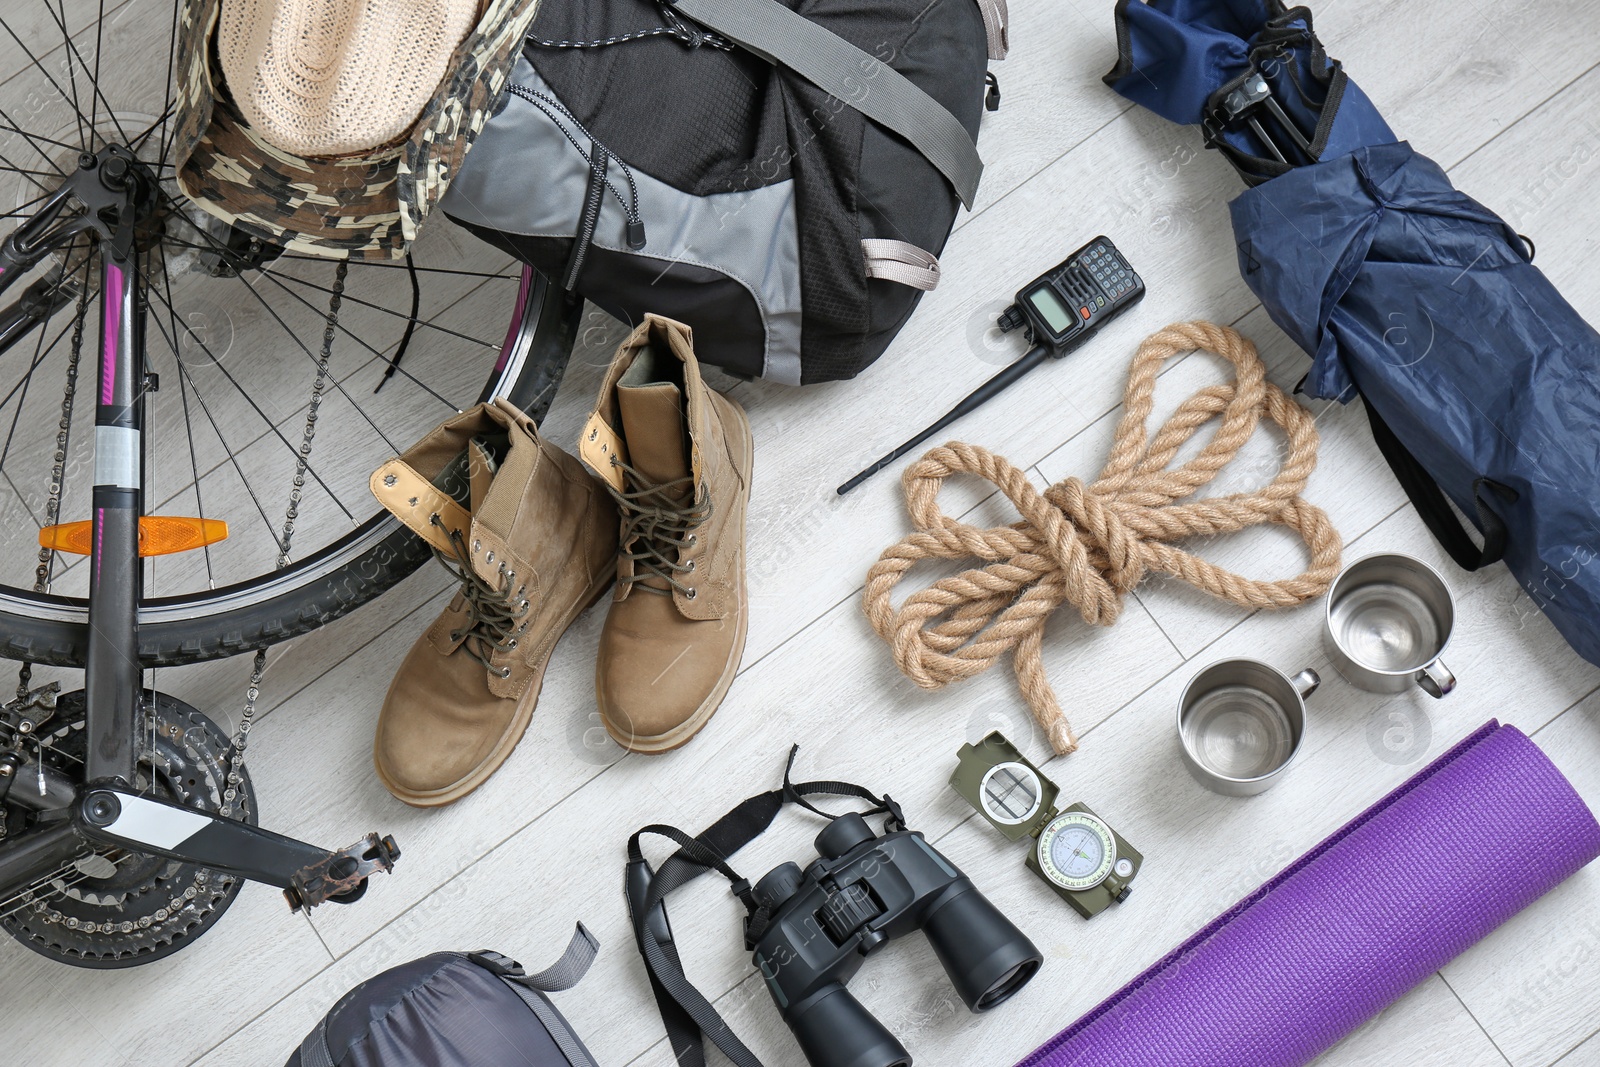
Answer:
[
  {"left": 1177, "top": 659, "right": 1320, "bottom": 797},
  {"left": 1324, "top": 553, "right": 1456, "bottom": 698}
]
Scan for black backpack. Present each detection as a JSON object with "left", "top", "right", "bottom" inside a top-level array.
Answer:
[
  {"left": 285, "top": 926, "right": 600, "bottom": 1067},
  {"left": 442, "top": 0, "right": 1007, "bottom": 385}
]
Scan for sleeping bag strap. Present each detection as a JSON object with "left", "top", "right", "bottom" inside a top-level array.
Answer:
[
  {"left": 469, "top": 927, "right": 603, "bottom": 1067},
  {"left": 624, "top": 747, "right": 903, "bottom": 1067},
  {"left": 1363, "top": 398, "right": 1515, "bottom": 571},
  {"left": 663, "top": 0, "right": 985, "bottom": 208}
]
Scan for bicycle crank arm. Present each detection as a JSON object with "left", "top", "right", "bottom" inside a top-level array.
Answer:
[{"left": 76, "top": 787, "right": 400, "bottom": 911}]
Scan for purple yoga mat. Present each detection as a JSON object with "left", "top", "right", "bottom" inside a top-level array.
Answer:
[{"left": 1019, "top": 721, "right": 1600, "bottom": 1067}]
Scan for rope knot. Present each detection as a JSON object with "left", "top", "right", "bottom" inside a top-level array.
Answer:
[{"left": 862, "top": 322, "right": 1343, "bottom": 755}]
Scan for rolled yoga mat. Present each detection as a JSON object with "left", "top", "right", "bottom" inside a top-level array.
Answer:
[{"left": 1019, "top": 720, "right": 1600, "bottom": 1067}]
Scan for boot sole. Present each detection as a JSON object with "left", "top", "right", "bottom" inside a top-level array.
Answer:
[
  {"left": 375, "top": 568, "right": 615, "bottom": 807},
  {"left": 602, "top": 398, "right": 753, "bottom": 755}
]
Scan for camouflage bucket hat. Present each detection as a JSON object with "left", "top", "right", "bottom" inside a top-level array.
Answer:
[{"left": 175, "top": 0, "right": 543, "bottom": 260}]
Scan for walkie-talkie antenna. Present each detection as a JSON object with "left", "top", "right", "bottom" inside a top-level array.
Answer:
[{"left": 837, "top": 344, "right": 1049, "bottom": 495}]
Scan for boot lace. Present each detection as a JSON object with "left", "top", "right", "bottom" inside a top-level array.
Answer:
[
  {"left": 609, "top": 459, "right": 713, "bottom": 598},
  {"left": 431, "top": 517, "right": 531, "bottom": 678}
]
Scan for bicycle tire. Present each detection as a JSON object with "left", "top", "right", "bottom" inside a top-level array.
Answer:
[{"left": 0, "top": 266, "right": 579, "bottom": 669}]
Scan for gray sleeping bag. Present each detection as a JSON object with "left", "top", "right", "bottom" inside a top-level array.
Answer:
[{"left": 285, "top": 925, "right": 600, "bottom": 1067}]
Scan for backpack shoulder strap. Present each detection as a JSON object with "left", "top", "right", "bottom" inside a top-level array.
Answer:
[{"left": 664, "top": 0, "right": 985, "bottom": 208}]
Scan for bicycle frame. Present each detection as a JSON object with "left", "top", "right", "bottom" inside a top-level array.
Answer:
[{"left": 0, "top": 146, "right": 399, "bottom": 914}]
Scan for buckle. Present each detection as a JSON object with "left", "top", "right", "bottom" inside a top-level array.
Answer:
[{"left": 467, "top": 950, "right": 526, "bottom": 977}]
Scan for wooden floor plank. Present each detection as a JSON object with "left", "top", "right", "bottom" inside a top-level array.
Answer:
[
  {"left": 1554, "top": 1030, "right": 1600, "bottom": 1067},
  {"left": 3, "top": 0, "right": 1600, "bottom": 1064}
]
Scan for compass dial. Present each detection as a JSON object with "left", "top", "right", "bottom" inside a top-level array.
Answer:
[{"left": 1036, "top": 811, "right": 1117, "bottom": 891}]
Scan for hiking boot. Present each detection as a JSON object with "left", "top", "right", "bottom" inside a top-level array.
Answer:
[
  {"left": 369, "top": 398, "right": 616, "bottom": 806},
  {"left": 580, "top": 315, "right": 752, "bottom": 753}
]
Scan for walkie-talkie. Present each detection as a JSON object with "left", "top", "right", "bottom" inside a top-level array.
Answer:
[{"left": 838, "top": 237, "right": 1144, "bottom": 495}]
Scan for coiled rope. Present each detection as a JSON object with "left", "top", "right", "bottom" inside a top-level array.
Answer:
[{"left": 864, "top": 322, "right": 1343, "bottom": 755}]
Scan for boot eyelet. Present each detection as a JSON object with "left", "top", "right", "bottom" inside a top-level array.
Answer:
[
  {"left": 685, "top": 588, "right": 697, "bottom": 600},
  {"left": 508, "top": 639, "right": 519, "bottom": 650},
  {"left": 472, "top": 539, "right": 481, "bottom": 553},
  {"left": 685, "top": 534, "right": 697, "bottom": 548},
  {"left": 497, "top": 667, "right": 512, "bottom": 679},
  {"left": 485, "top": 550, "right": 495, "bottom": 564},
  {"left": 684, "top": 560, "right": 696, "bottom": 574}
]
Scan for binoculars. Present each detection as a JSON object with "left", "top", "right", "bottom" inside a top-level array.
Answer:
[{"left": 750, "top": 812, "right": 1043, "bottom": 1067}]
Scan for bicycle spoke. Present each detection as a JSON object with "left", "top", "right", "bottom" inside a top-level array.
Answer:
[
  {"left": 167, "top": 307, "right": 217, "bottom": 587},
  {"left": 280, "top": 253, "right": 521, "bottom": 280},
  {"left": 39, "top": 0, "right": 135, "bottom": 150},
  {"left": 0, "top": 165, "right": 62, "bottom": 180},
  {"left": 0, "top": 850, "right": 132, "bottom": 922},
  {"left": 0, "top": 189, "right": 59, "bottom": 222},
  {"left": 248, "top": 255, "right": 461, "bottom": 410},
  {"left": 0, "top": 315, "right": 76, "bottom": 441},
  {"left": 0, "top": 120, "right": 80, "bottom": 159},
  {"left": 130, "top": 104, "right": 174, "bottom": 155},
  {"left": 90, "top": 0, "right": 106, "bottom": 136},
  {"left": 49, "top": 0, "right": 87, "bottom": 150},
  {"left": 165, "top": 215, "right": 457, "bottom": 428},
  {"left": 145, "top": 295, "right": 296, "bottom": 552},
  {"left": 232, "top": 271, "right": 407, "bottom": 453},
  {"left": 0, "top": 15, "right": 96, "bottom": 153},
  {"left": 269, "top": 270, "right": 501, "bottom": 350},
  {"left": 145, "top": 281, "right": 358, "bottom": 526},
  {"left": 0, "top": 305, "right": 55, "bottom": 465},
  {"left": 156, "top": 0, "right": 182, "bottom": 163},
  {"left": 0, "top": 145, "right": 60, "bottom": 195}
]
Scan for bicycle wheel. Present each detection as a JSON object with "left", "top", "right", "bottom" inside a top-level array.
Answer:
[{"left": 0, "top": 0, "right": 575, "bottom": 668}]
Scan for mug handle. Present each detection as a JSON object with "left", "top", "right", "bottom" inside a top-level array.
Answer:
[
  {"left": 1291, "top": 668, "right": 1321, "bottom": 700},
  {"left": 1417, "top": 660, "right": 1456, "bottom": 699}
]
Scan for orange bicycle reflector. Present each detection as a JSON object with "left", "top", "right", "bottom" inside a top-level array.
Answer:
[{"left": 38, "top": 517, "right": 229, "bottom": 557}]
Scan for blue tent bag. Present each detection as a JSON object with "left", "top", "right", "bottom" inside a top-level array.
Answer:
[{"left": 1230, "top": 140, "right": 1600, "bottom": 666}]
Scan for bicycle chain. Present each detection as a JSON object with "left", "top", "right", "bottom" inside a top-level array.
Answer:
[
  {"left": 25, "top": 701, "right": 232, "bottom": 937},
  {"left": 219, "top": 257, "right": 347, "bottom": 819},
  {"left": 13, "top": 275, "right": 90, "bottom": 703}
]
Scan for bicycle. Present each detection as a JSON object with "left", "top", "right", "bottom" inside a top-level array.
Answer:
[{"left": 0, "top": 0, "right": 578, "bottom": 967}]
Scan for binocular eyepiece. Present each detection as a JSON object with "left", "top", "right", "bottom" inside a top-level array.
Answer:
[{"left": 750, "top": 813, "right": 1042, "bottom": 1067}]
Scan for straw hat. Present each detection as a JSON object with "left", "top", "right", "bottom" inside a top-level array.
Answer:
[{"left": 176, "top": 0, "right": 542, "bottom": 259}]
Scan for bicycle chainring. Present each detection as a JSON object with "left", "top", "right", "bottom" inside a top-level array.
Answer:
[{"left": 0, "top": 691, "right": 255, "bottom": 968}]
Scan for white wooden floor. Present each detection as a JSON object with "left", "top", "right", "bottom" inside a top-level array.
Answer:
[{"left": 6, "top": 1, "right": 1600, "bottom": 1065}]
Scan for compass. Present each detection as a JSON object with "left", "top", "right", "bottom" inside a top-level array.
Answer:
[
  {"left": 951, "top": 732, "right": 1142, "bottom": 919},
  {"left": 1037, "top": 811, "right": 1118, "bottom": 891}
]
